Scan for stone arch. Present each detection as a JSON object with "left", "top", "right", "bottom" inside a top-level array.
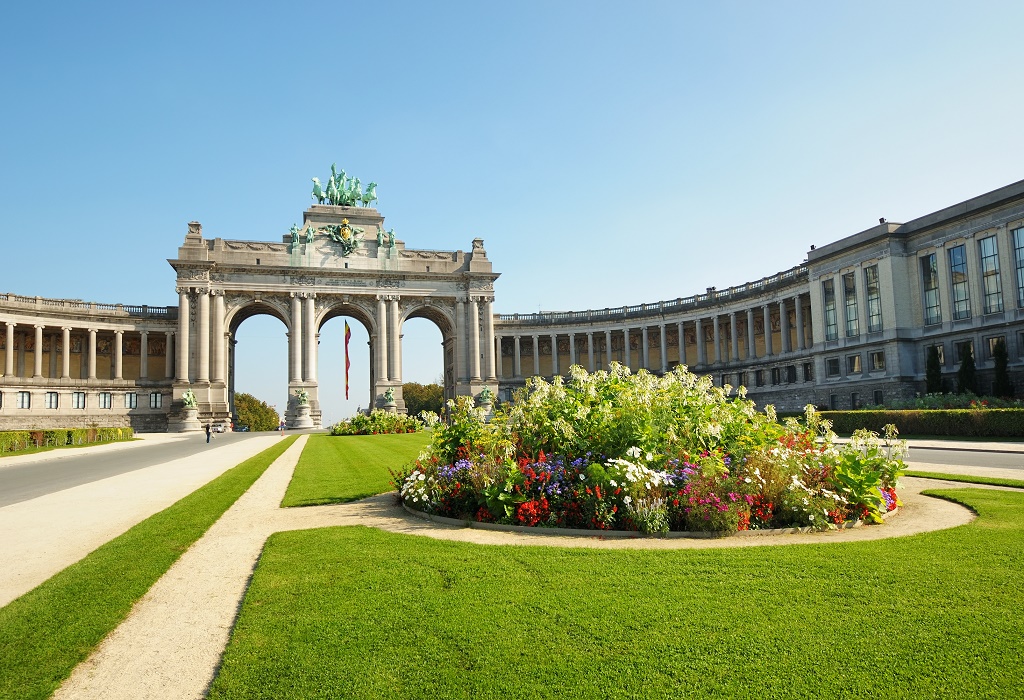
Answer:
[
  {"left": 223, "top": 297, "right": 292, "bottom": 428},
  {"left": 402, "top": 300, "right": 458, "bottom": 404}
]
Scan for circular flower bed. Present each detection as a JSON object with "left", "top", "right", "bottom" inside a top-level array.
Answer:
[{"left": 394, "top": 364, "right": 905, "bottom": 534}]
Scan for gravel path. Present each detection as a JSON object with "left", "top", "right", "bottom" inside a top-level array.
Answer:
[{"left": 53, "top": 440, "right": 1007, "bottom": 699}]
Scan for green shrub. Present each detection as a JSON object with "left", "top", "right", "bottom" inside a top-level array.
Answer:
[
  {"left": 822, "top": 409, "right": 1024, "bottom": 437},
  {"left": 43, "top": 430, "right": 68, "bottom": 447},
  {"left": 0, "top": 431, "right": 32, "bottom": 453},
  {"left": 330, "top": 410, "right": 420, "bottom": 436},
  {"left": 235, "top": 393, "right": 281, "bottom": 432}
]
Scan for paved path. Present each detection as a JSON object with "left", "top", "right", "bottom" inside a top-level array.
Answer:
[
  {"left": 52, "top": 435, "right": 1018, "bottom": 700},
  {"left": 0, "top": 434, "right": 282, "bottom": 608}
]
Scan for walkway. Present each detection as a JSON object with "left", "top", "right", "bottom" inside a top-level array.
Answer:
[{"left": 52, "top": 435, "right": 1008, "bottom": 699}]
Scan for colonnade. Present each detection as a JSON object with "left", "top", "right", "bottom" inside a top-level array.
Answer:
[{"left": 494, "top": 294, "right": 809, "bottom": 379}]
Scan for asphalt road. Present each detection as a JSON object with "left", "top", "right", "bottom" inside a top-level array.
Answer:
[
  {"left": 906, "top": 446, "right": 1024, "bottom": 471},
  {"left": 0, "top": 432, "right": 279, "bottom": 508}
]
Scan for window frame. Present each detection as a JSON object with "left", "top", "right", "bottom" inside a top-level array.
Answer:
[
  {"left": 843, "top": 272, "right": 859, "bottom": 337},
  {"left": 846, "top": 354, "right": 862, "bottom": 375},
  {"left": 149, "top": 392, "right": 163, "bottom": 409},
  {"left": 921, "top": 253, "right": 941, "bottom": 325},
  {"left": 948, "top": 244, "right": 971, "bottom": 320},
  {"left": 1013, "top": 226, "right": 1024, "bottom": 309},
  {"left": 45, "top": 391, "right": 59, "bottom": 409},
  {"left": 978, "top": 235, "right": 1003, "bottom": 314},
  {"left": 825, "top": 357, "right": 841, "bottom": 378},
  {"left": 870, "top": 350, "right": 885, "bottom": 372},
  {"left": 822, "top": 278, "right": 838, "bottom": 341},
  {"left": 17, "top": 391, "right": 31, "bottom": 409},
  {"left": 125, "top": 392, "right": 138, "bottom": 409},
  {"left": 864, "top": 265, "right": 882, "bottom": 332}
]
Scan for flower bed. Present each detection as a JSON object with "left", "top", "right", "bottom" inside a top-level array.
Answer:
[
  {"left": 394, "top": 364, "right": 905, "bottom": 534},
  {"left": 330, "top": 410, "right": 421, "bottom": 436}
]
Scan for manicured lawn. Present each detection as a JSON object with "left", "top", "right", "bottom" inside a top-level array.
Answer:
[
  {"left": 906, "top": 470, "right": 1024, "bottom": 489},
  {"left": 0, "top": 436, "right": 298, "bottom": 700},
  {"left": 210, "top": 488, "right": 1024, "bottom": 699},
  {"left": 281, "top": 432, "right": 430, "bottom": 507}
]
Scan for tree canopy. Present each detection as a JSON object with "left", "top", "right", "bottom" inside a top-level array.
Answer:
[
  {"left": 235, "top": 392, "right": 281, "bottom": 431},
  {"left": 403, "top": 382, "right": 444, "bottom": 416}
]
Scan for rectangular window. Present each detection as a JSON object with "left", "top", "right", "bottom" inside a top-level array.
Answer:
[
  {"left": 45, "top": 391, "right": 59, "bottom": 409},
  {"left": 755, "top": 369, "right": 765, "bottom": 387},
  {"left": 986, "top": 335, "right": 1006, "bottom": 359},
  {"left": 865, "top": 265, "right": 882, "bottom": 332},
  {"left": 786, "top": 365, "right": 797, "bottom": 383},
  {"left": 72, "top": 391, "right": 86, "bottom": 409},
  {"left": 771, "top": 367, "right": 781, "bottom": 385},
  {"left": 978, "top": 236, "right": 1003, "bottom": 314},
  {"left": 921, "top": 253, "right": 941, "bottom": 325},
  {"left": 99, "top": 392, "right": 112, "bottom": 409},
  {"left": 955, "top": 340, "right": 974, "bottom": 363},
  {"left": 870, "top": 351, "right": 885, "bottom": 371},
  {"left": 851, "top": 392, "right": 861, "bottom": 409},
  {"left": 1014, "top": 227, "right": 1024, "bottom": 308},
  {"left": 847, "top": 354, "right": 862, "bottom": 374},
  {"left": 873, "top": 390, "right": 884, "bottom": 406},
  {"left": 720, "top": 374, "right": 729, "bottom": 388},
  {"left": 826, "top": 358, "right": 841, "bottom": 378},
  {"left": 843, "top": 272, "right": 859, "bottom": 337},
  {"left": 948, "top": 245, "right": 971, "bottom": 320},
  {"left": 829, "top": 394, "right": 839, "bottom": 410},
  {"left": 822, "top": 278, "right": 838, "bottom": 341},
  {"left": 803, "top": 362, "right": 813, "bottom": 382},
  {"left": 926, "top": 344, "right": 945, "bottom": 366},
  {"left": 150, "top": 392, "right": 163, "bottom": 409},
  {"left": 125, "top": 392, "right": 138, "bottom": 409},
  {"left": 18, "top": 391, "right": 31, "bottom": 409},
  {"left": 737, "top": 372, "right": 747, "bottom": 388}
]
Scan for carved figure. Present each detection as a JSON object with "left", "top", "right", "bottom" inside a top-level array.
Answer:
[
  {"left": 181, "top": 389, "right": 198, "bottom": 409},
  {"left": 294, "top": 388, "right": 309, "bottom": 405},
  {"left": 477, "top": 386, "right": 494, "bottom": 405},
  {"left": 387, "top": 228, "right": 396, "bottom": 248},
  {"left": 377, "top": 225, "right": 385, "bottom": 246},
  {"left": 383, "top": 387, "right": 395, "bottom": 403},
  {"left": 362, "top": 182, "right": 377, "bottom": 207},
  {"left": 311, "top": 178, "right": 325, "bottom": 204},
  {"left": 304, "top": 225, "right": 314, "bottom": 244},
  {"left": 313, "top": 165, "right": 378, "bottom": 207}
]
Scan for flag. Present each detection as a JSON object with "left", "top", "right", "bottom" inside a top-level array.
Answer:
[{"left": 344, "top": 321, "right": 351, "bottom": 400}]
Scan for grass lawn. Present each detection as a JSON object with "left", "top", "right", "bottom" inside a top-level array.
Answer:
[
  {"left": 281, "top": 432, "right": 430, "bottom": 507},
  {"left": 905, "top": 470, "right": 1024, "bottom": 489},
  {"left": 0, "top": 436, "right": 298, "bottom": 700},
  {"left": 210, "top": 487, "right": 1024, "bottom": 699}
]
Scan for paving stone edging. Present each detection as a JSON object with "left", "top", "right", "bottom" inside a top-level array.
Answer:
[{"left": 402, "top": 502, "right": 898, "bottom": 539}]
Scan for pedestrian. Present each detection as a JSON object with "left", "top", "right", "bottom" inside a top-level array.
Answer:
[{"left": 205, "top": 424, "right": 211, "bottom": 444}]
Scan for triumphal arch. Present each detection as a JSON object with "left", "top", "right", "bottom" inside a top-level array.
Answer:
[{"left": 167, "top": 197, "right": 499, "bottom": 429}]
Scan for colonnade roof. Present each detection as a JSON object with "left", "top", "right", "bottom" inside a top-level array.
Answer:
[
  {"left": 496, "top": 264, "right": 808, "bottom": 327},
  {"left": 0, "top": 292, "right": 177, "bottom": 320}
]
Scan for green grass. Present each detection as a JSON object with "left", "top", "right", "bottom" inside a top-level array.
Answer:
[
  {"left": 905, "top": 469, "right": 1024, "bottom": 489},
  {"left": 210, "top": 488, "right": 1024, "bottom": 699},
  {"left": 281, "top": 432, "right": 430, "bottom": 507},
  {"left": 0, "top": 435, "right": 298, "bottom": 700}
]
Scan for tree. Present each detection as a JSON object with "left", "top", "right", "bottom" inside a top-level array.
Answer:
[
  {"left": 956, "top": 345, "right": 978, "bottom": 395},
  {"left": 234, "top": 392, "right": 281, "bottom": 431},
  {"left": 925, "top": 345, "right": 943, "bottom": 394},
  {"left": 403, "top": 382, "right": 444, "bottom": 416},
  {"left": 993, "top": 338, "right": 1013, "bottom": 397}
]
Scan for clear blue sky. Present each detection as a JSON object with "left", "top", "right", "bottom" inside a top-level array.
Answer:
[{"left": 3, "top": 1, "right": 1022, "bottom": 423}]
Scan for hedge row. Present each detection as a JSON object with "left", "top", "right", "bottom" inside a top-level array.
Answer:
[
  {"left": 820, "top": 409, "right": 1024, "bottom": 438},
  {"left": 0, "top": 427, "right": 134, "bottom": 453}
]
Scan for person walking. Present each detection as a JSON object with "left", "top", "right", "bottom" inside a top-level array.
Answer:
[{"left": 205, "top": 424, "right": 211, "bottom": 444}]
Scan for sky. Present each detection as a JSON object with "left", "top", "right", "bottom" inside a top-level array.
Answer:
[{"left": 2, "top": 1, "right": 1023, "bottom": 423}]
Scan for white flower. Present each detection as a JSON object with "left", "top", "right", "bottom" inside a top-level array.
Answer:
[
  {"left": 610, "top": 480, "right": 618, "bottom": 487},
  {"left": 646, "top": 452, "right": 654, "bottom": 462},
  {"left": 809, "top": 514, "right": 815, "bottom": 521},
  {"left": 744, "top": 477, "right": 751, "bottom": 483},
  {"left": 579, "top": 474, "right": 586, "bottom": 480},
  {"left": 626, "top": 446, "right": 643, "bottom": 458},
  {"left": 418, "top": 473, "right": 426, "bottom": 481},
  {"left": 624, "top": 496, "right": 632, "bottom": 505}
]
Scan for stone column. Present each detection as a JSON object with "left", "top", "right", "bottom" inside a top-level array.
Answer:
[
  {"left": 469, "top": 298, "right": 480, "bottom": 380},
  {"left": 746, "top": 309, "right": 755, "bottom": 359},
  {"left": 695, "top": 318, "right": 706, "bottom": 366},
  {"left": 779, "top": 299, "right": 790, "bottom": 354},
  {"left": 729, "top": 312, "right": 739, "bottom": 362},
  {"left": 660, "top": 324, "right": 668, "bottom": 372},
  {"left": 495, "top": 334, "right": 503, "bottom": 379},
  {"left": 763, "top": 305, "right": 773, "bottom": 356},
  {"left": 677, "top": 321, "right": 685, "bottom": 366},
  {"left": 712, "top": 315, "right": 721, "bottom": 364},
  {"left": 532, "top": 334, "right": 540, "bottom": 376},
  {"left": 642, "top": 327, "right": 650, "bottom": 369},
  {"left": 114, "top": 330, "right": 124, "bottom": 380},
  {"left": 513, "top": 336, "right": 522, "bottom": 378},
  {"left": 213, "top": 293, "right": 226, "bottom": 383},
  {"left": 61, "top": 327, "right": 71, "bottom": 379},
  {"left": 455, "top": 298, "right": 466, "bottom": 382},
  {"left": 483, "top": 298, "right": 496, "bottom": 381},
  {"left": 290, "top": 294, "right": 303, "bottom": 383},
  {"left": 304, "top": 295, "right": 317, "bottom": 382},
  {"left": 139, "top": 330, "right": 149, "bottom": 380},
  {"left": 197, "top": 291, "right": 210, "bottom": 382},
  {"left": 550, "top": 333, "right": 559, "bottom": 376},
  {"left": 587, "top": 332, "right": 595, "bottom": 371},
  {"left": 4, "top": 322, "right": 13, "bottom": 376},
  {"left": 33, "top": 325, "right": 44, "bottom": 378},
  {"left": 604, "top": 329, "right": 612, "bottom": 368},
  {"left": 795, "top": 295, "right": 806, "bottom": 350},
  {"left": 177, "top": 289, "right": 190, "bottom": 382},
  {"left": 165, "top": 331, "right": 174, "bottom": 379},
  {"left": 569, "top": 333, "right": 576, "bottom": 367},
  {"left": 388, "top": 297, "right": 401, "bottom": 383},
  {"left": 87, "top": 328, "right": 98, "bottom": 380},
  {"left": 623, "top": 328, "right": 631, "bottom": 369}
]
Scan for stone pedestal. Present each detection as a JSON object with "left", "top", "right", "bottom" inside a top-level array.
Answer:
[
  {"left": 290, "top": 402, "right": 314, "bottom": 429},
  {"left": 178, "top": 407, "right": 202, "bottom": 433}
]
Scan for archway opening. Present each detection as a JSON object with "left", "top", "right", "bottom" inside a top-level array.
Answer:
[
  {"left": 317, "top": 315, "right": 371, "bottom": 426},
  {"left": 402, "top": 310, "right": 448, "bottom": 416},
  {"left": 231, "top": 313, "right": 288, "bottom": 427}
]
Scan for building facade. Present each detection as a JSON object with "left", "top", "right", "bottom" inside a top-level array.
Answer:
[{"left": 2, "top": 180, "right": 1023, "bottom": 430}]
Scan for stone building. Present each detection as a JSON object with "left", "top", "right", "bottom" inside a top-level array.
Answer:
[{"left": 2, "top": 179, "right": 1023, "bottom": 430}]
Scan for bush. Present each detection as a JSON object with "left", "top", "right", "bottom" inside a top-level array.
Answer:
[
  {"left": 866, "top": 393, "right": 1023, "bottom": 410},
  {"left": 402, "top": 383, "right": 444, "bottom": 416},
  {"left": 821, "top": 409, "right": 1024, "bottom": 437},
  {"left": 235, "top": 393, "right": 281, "bottom": 432},
  {"left": 993, "top": 339, "right": 1012, "bottom": 398},
  {"left": 957, "top": 345, "right": 978, "bottom": 395},
  {"left": 0, "top": 431, "right": 32, "bottom": 453},
  {"left": 926, "top": 346, "right": 943, "bottom": 394},
  {"left": 330, "top": 410, "right": 420, "bottom": 436}
]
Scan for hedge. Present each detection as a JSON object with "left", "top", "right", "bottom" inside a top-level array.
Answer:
[
  {"left": 820, "top": 409, "right": 1024, "bottom": 438},
  {"left": 0, "top": 427, "right": 135, "bottom": 453}
]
